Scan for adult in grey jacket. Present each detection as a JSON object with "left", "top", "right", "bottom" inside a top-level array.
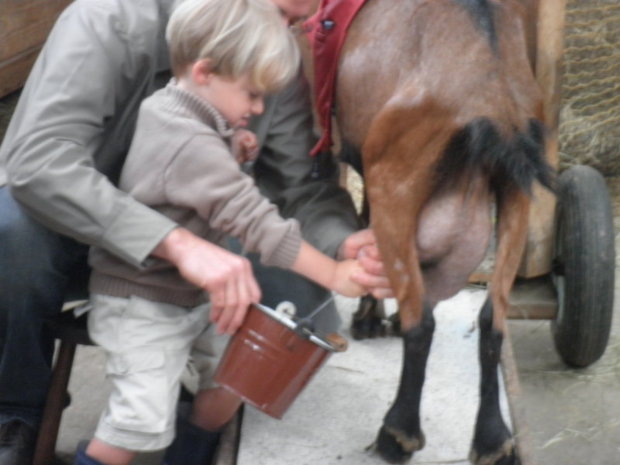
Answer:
[{"left": 0, "top": 0, "right": 390, "bottom": 463}]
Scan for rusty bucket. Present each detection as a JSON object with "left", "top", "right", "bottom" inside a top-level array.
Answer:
[{"left": 214, "top": 303, "right": 345, "bottom": 419}]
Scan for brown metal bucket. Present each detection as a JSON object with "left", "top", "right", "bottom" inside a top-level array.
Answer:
[{"left": 214, "top": 303, "right": 343, "bottom": 419}]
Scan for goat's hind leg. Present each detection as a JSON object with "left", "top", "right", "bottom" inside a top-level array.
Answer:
[
  {"left": 470, "top": 190, "right": 530, "bottom": 465},
  {"left": 360, "top": 97, "right": 455, "bottom": 463},
  {"left": 375, "top": 302, "right": 435, "bottom": 464},
  {"left": 351, "top": 195, "right": 389, "bottom": 340},
  {"left": 470, "top": 298, "right": 517, "bottom": 465}
]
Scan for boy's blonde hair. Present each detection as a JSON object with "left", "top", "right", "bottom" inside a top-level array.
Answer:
[{"left": 166, "top": 0, "right": 300, "bottom": 93}]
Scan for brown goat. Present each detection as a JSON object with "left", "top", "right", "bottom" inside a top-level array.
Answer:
[{"left": 313, "top": 0, "right": 555, "bottom": 463}]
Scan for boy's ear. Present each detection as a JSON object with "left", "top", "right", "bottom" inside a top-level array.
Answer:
[{"left": 191, "top": 58, "right": 213, "bottom": 85}]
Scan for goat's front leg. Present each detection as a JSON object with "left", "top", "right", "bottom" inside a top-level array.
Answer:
[{"left": 375, "top": 302, "right": 435, "bottom": 464}]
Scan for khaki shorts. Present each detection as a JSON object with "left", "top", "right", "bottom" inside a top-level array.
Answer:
[{"left": 88, "top": 294, "right": 229, "bottom": 451}]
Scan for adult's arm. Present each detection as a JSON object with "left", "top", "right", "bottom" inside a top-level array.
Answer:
[
  {"left": 249, "top": 70, "right": 362, "bottom": 258},
  {"left": 153, "top": 228, "right": 261, "bottom": 334},
  {"left": 1, "top": 2, "right": 176, "bottom": 267},
  {"left": 1, "top": 2, "right": 263, "bottom": 326}
]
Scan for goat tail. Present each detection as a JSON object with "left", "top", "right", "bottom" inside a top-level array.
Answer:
[{"left": 435, "top": 117, "right": 556, "bottom": 197}]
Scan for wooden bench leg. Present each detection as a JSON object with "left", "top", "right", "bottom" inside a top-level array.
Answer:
[{"left": 32, "top": 340, "right": 77, "bottom": 465}]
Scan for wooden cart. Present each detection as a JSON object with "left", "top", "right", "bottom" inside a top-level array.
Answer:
[
  {"left": 488, "top": 2, "right": 616, "bottom": 463},
  {"left": 503, "top": 0, "right": 615, "bottom": 370}
]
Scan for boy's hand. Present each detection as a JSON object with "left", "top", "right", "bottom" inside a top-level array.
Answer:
[
  {"left": 231, "top": 129, "right": 259, "bottom": 164},
  {"left": 332, "top": 259, "right": 367, "bottom": 298},
  {"left": 339, "top": 229, "right": 393, "bottom": 299}
]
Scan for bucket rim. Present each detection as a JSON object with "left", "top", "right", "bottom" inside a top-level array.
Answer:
[{"left": 253, "top": 303, "right": 338, "bottom": 352}]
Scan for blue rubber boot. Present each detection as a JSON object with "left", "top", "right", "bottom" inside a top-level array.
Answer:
[
  {"left": 163, "top": 416, "right": 221, "bottom": 465},
  {"left": 73, "top": 445, "right": 106, "bottom": 465}
]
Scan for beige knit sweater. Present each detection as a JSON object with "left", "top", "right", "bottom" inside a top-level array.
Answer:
[{"left": 89, "top": 81, "right": 302, "bottom": 307}]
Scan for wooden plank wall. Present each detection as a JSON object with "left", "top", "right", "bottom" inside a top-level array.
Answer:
[
  {"left": 0, "top": 0, "right": 73, "bottom": 97},
  {"left": 517, "top": 0, "right": 567, "bottom": 278}
]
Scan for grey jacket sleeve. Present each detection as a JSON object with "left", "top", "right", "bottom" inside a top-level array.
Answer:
[
  {"left": 1, "top": 2, "right": 177, "bottom": 267},
  {"left": 249, "top": 70, "right": 362, "bottom": 258}
]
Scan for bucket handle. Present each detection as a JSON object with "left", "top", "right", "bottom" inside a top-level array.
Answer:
[{"left": 293, "top": 296, "right": 334, "bottom": 337}]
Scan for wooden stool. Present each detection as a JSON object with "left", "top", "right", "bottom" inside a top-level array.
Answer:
[{"left": 32, "top": 304, "right": 93, "bottom": 465}]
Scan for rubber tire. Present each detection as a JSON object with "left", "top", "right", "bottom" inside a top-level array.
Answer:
[{"left": 551, "top": 165, "right": 615, "bottom": 367}]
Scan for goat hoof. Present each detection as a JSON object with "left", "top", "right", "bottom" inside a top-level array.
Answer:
[
  {"left": 387, "top": 312, "right": 401, "bottom": 335},
  {"left": 351, "top": 296, "right": 387, "bottom": 340},
  {"left": 470, "top": 439, "right": 519, "bottom": 465},
  {"left": 351, "top": 314, "right": 386, "bottom": 340},
  {"left": 374, "top": 425, "right": 424, "bottom": 464}
]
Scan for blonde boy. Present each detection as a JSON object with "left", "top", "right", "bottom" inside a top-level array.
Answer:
[{"left": 76, "top": 1, "right": 365, "bottom": 464}]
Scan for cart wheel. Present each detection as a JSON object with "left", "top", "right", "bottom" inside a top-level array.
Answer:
[{"left": 551, "top": 165, "right": 615, "bottom": 367}]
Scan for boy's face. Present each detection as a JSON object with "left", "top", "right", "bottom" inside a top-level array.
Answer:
[
  {"left": 270, "top": 0, "right": 316, "bottom": 24},
  {"left": 198, "top": 73, "right": 264, "bottom": 128}
]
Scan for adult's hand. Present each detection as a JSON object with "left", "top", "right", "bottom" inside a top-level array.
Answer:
[
  {"left": 338, "top": 229, "right": 394, "bottom": 299},
  {"left": 152, "top": 228, "right": 261, "bottom": 334}
]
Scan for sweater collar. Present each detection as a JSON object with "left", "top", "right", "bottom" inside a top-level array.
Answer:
[{"left": 165, "top": 79, "right": 235, "bottom": 139}]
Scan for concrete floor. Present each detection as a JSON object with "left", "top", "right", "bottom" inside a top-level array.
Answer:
[
  {"left": 237, "top": 290, "right": 511, "bottom": 465},
  {"left": 54, "top": 277, "right": 620, "bottom": 465},
  {"left": 508, "top": 315, "right": 620, "bottom": 465},
  {"left": 56, "top": 291, "right": 509, "bottom": 465},
  {"left": 505, "top": 177, "right": 620, "bottom": 465}
]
